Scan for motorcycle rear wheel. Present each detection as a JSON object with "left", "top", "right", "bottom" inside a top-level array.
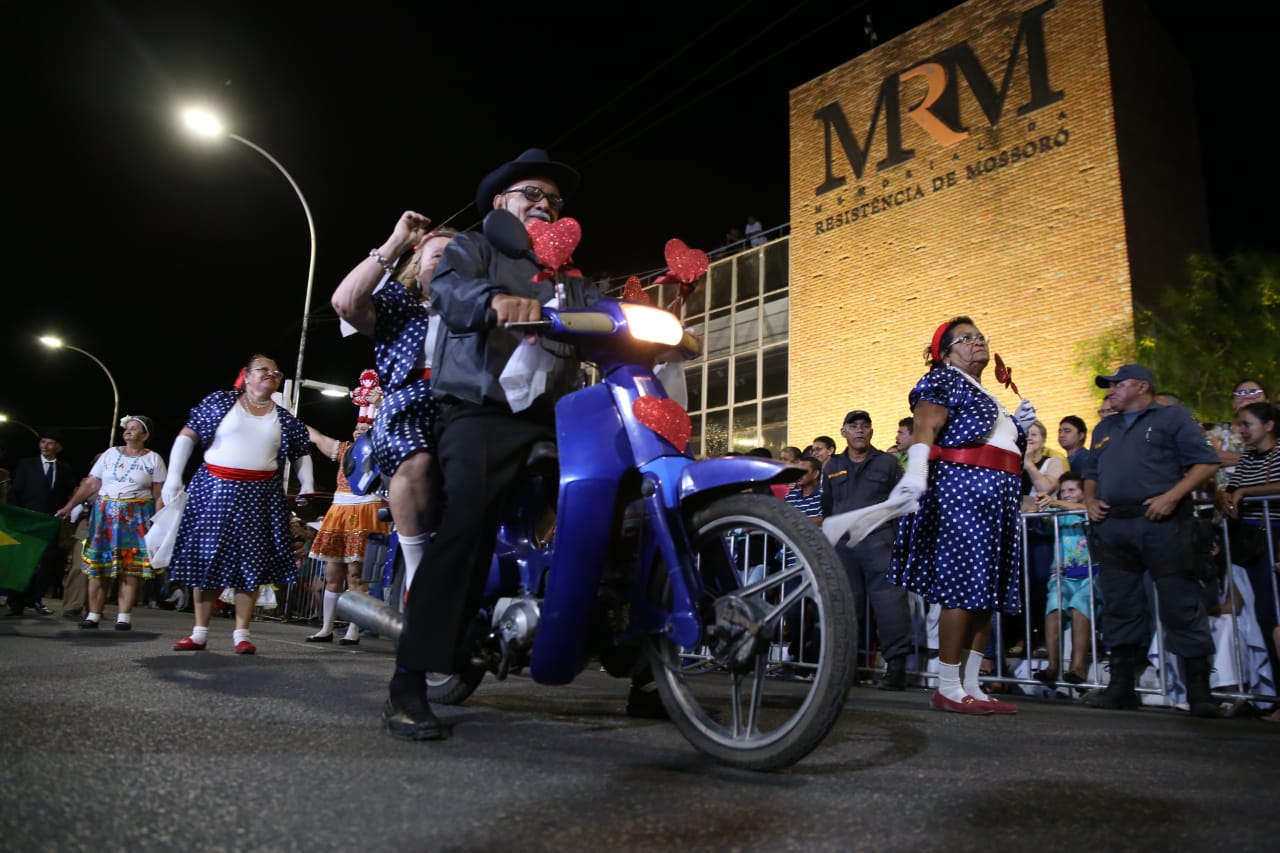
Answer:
[{"left": 647, "top": 493, "right": 857, "bottom": 771}]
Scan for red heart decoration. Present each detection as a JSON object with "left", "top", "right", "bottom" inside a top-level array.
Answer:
[
  {"left": 664, "top": 239, "right": 708, "bottom": 285},
  {"left": 622, "top": 275, "right": 649, "bottom": 304},
  {"left": 527, "top": 218, "right": 581, "bottom": 270},
  {"left": 633, "top": 396, "right": 691, "bottom": 452}
]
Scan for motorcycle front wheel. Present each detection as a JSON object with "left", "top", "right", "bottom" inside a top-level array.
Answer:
[{"left": 647, "top": 494, "right": 857, "bottom": 771}]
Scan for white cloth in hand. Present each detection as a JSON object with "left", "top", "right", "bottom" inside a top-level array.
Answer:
[
  {"left": 1013, "top": 398, "right": 1038, "bottom": 431},
  {"left": 499, "top": 298, "right": 558, "bottom": 413},
  {"left": 890, "top": 442, "right": 930, "bottom": 503},
  {"left": 822, "top": 490, "right": 919, "bottom": 548},
  {"left": 295, "top": 455, "right": 315, "bottom": 495}
]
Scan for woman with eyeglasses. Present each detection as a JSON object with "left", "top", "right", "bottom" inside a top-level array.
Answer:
[
  {"left": 886, "top": 316, "right": 1038, "bottom": 715},
  {"left": 53, "top": 416, "right": 167, "bottom": 631},
  {"left": 1216, "top": 399, "right": 1280, "bottom": 697},
  {"left": 1209, "top": 379, "right": 1270, "bottom": 472},
  {"left": 161, "top": 354, "right": 315, "bottom": 655}
]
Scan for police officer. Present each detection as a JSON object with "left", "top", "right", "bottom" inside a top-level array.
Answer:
[
  {"left": 822, "top": 410, "right": 912, "bottom": 689},
  {"left": 1080, "top": 364, "right": 1222, "bottom": 717}
]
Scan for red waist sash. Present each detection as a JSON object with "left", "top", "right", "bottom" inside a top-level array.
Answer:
[
  {"left": 205, "top": 463, "right": 277, "bottom": 481},
  {"left": 929, "top": 444, "right": 1022, "bottom": 476},
  {"left": 415, "top": 368, "right": 431, "bottom": 381}
]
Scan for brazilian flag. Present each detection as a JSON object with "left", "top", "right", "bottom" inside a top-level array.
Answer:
[{"left": 0, "top": 504, "right": 60, "bottom": 591}]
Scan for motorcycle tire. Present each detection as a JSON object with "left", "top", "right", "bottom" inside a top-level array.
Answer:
[
  {"left": 645, "top": 493, "right": 857, "bottom": 771},
  {"left": 426, "top": 668, "right": 485, "bottom": 705}
]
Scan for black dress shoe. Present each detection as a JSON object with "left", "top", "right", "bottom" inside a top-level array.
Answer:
[
  {"left": 306, "top": 632, "right": 334, "bottom": 643},
  {"left": 78, "top": 619, "right": 99, "bottom": 629},
  {"left": 338, "top": 637, "right": 360, "bottom": 646},
  {"left": 382, "top": 696, "right": 446, "bottom": 741},
  {"left": 626, "top": 682, "right": 670, "bottom": 720},
  {"left": 31, "top": 602, "right": 53, "bottom": 617},
  {"left": 114, "top": 621, "right": 132, "bottom": 631}
]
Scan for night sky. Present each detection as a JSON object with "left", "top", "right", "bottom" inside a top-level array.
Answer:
[{"left": 1, "top": 0, "right": 1269, "bottom": 481}]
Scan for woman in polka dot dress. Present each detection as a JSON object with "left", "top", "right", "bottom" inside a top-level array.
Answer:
[
  {"left": 161, "top": 354, "right": 315, "bottom": 655},
  {"left": 889, "top": 316, "right": 1037, "bottom": 715}
]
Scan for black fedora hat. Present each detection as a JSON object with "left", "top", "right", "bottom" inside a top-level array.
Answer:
[
  {"left": 475, "top": 148, "right": 580, "bottom": 214},
  {"left": 38, "top": 428, "right": 65, "bottom": 444}
]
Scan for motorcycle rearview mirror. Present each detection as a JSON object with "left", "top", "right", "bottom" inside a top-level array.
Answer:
[{"left": 483, "top": 209, "right": 536, "bottom": 262}]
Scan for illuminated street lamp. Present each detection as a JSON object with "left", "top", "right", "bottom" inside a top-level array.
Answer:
[
  {"left": 180, "top": 106, "right": 317, "bottom": 415},
  {"left": 0, "top": 414, "right": 41, "bottom": 439},
  {"left": 39, "top": 336, "right": 120, "bottom": 449}
]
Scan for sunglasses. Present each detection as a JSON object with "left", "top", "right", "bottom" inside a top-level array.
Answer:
[
  {"left": 1233, "top": 388, "right": 1264, "bottom": 397},
  {"left": 502, "top": 185, "right": 565, "bottom": 211}
]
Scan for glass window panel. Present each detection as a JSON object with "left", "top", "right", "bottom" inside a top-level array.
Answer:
[
  {"left": 762, "top": 345, "right": 789, "bottom": 399},
  {"left": 706, "top": 359, "right": 729, "bottom": 409},
  {"left": 705, "top": 310, "right": 731, "bottom": 360},
  {"left": 761, "top": 398, "right": 788, "bottom": 442},
  {"left": 763, "top": 242, "right": 789, "bottom": 293},
  {"left": 734, "top": 303, "right": 759, "bottom": 349},
  {"left": 762, "top": 292, "right": 788, "bottom": 345},
  {"left": 761, "top": 422, "right": 788, "bottom": 457},
  {"left": 684, "top": 364, "right": 703, "bottom": 413},
  {"left": 688, "top": 413, "right": 704, "bottom": 459},
  {"left": 704, "top": 410, "right": 729, "bottom": 457},
  {"left": 709, "top": 264, "right": 733, "bottom": 311},
  {"left": 683, "top": 279, "right": 706, "bottom": 319},
  {"left": 734, "top": 353, "right": 758, "bottom": 403},
  {"left": 736, "top": 252, "right": 760, "bottom": 301},
  {"left": 732, "top": 403, "right": 758, "bottom": 453}
]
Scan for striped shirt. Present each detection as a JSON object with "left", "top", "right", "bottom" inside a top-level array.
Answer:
[{"left": 1227, "top": 445, "right": 1280, "bottom": 522}]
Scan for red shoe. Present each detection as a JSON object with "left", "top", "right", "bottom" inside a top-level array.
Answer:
[
  {"left": 930, "top": 690, "right": 994, "bottom": 715},
  {"left": 172, "top": 636, "right": 207, "bottom": 651},
  {"left": 235, "top": 641, "right": 256, "bottom": 655},
  {"left": 974, "top": 693, "right": 1017, "bottom": 714}
]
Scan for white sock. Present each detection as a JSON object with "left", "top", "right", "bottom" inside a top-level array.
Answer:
[
  {"left": 398, "top": 533, "right": 429, "bottom": 604},
  {"left": 233, "top": 628, "right": 251, "bottom": 645},
  {"left": 86, "top": 612, "right": 102, "bottom": 624},
  {"left": 963, "top": 649, "right": 990, "bottom": 701},
  {"left": 320, "top": 590, "right": 339, "bottom": 635},
  {"left": 938, "top": 660, "right": 966, "bottom": 702},
  {"left": 191, "top": 626, "right": 209, "bottom": 644},
  {"left": 344, "top": 621, "right": 360, "bottom": 641}
]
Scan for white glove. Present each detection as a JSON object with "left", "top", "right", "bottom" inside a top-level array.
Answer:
[
  {"left": 295, "top": 455, "right": 315, "bottom": 494},
  {"left": 1013, "top": 398, "right": 1038, "bottom": 431},
  {"left": 891, "top": 442, "right": 930, "bottom": 502},
  {"left": 162, "top": 434, "right": 195, "bottom": 505}
]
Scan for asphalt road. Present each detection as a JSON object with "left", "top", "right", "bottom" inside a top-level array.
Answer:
[{"left": 2, "top": 603, "right": 1277, "bottom": 852}]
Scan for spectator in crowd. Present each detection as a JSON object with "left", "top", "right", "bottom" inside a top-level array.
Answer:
[
  {"left": 1008, "top": 419, "right": 1064, "bottom": 658},
  {"left": 779, "top": 446, "right": 803, "bottom": 465},
  {"left": 891, "top": 416, "right": 914, "bottom": 467},
  {"left": 822, "top": 410, "right": 911, "bottom": 689},
  {"left": 1215, "top": 399, "right": 1280, "bottom": 683},
  {"left": 1058, "top": 415, "right": 1089, "bottom": 473},
  {"left": 724, "top": 225, "right": 745, "bottom": 250},
  {"left": 744, "top": 215, "right": 766, "bottom": 247},
  {"left": 1080, "top": 364, "right": 1222, "bottom": 717},
  {"left": 1032, "top": 471, "right": 1100, "bottom": 687},
  {"left": 1207, "top": 378, "right": 1269, "bottom": 473},
  {"left": 54, "top": 416, "right": 166, "bottom": 630},
  {"left": 783, "top": 454, "right": 824, "bottom": 663},
  {"left": 888, "top": 316, "right": 1032, "bottom": 715},
  {"left": 163, "top": 354, "right": 315, "bottom": 655},
  {"left": 6, "top": 429, "right": 75, "bottom": 617}
]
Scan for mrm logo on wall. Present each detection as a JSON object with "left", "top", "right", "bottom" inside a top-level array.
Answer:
[{"left": 809, "top": 0, "right": 1068, "bottom": 236}]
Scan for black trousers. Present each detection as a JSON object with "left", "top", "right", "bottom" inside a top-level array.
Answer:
[{"left": 396, "top": 399, "right": 555, "bottom": 674}]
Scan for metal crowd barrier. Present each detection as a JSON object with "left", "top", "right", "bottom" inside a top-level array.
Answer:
[{"left": 869, "top": 494, "right": 1278, "bottom": 712}]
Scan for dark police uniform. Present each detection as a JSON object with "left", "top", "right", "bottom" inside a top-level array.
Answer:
[
  {"left": 822, "top": 447, "right": 911, "bottom": 663},
  {"left": 1080, "top": 402, "right": 1218, "bottom": 657}
]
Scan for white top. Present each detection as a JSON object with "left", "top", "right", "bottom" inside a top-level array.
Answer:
[
  {"left": 90, "top": 447, "right": 167, "bottom": 500},
  {"left": 206, "top": 403, "right": 280, "bottom": 470},
  {"left": 952, "top": 366, "right": 1021, "bottom": 454}
]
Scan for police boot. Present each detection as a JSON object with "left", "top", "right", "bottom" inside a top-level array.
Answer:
[
  {"left": 1082, "top": 645, "right": 1141, "bottom": 710},
  {"left": 877, "top": 656, "right": 907, "bottom": 691},
  {"left": 1183, "top": 656, "right": 1222, "bottom": 719}
]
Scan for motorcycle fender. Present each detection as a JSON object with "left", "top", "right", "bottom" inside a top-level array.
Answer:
[{"left": 677, "top": 456, "right": 800, "bottom": 503}]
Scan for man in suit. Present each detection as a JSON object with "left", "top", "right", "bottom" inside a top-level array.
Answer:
[{"left": 7, "top": 429, "right": 75, "bottom": 617}]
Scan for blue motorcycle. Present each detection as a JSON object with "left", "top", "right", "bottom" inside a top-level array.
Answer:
[{"left": 341, "top": 210, "right": 856, "bottom": 770}]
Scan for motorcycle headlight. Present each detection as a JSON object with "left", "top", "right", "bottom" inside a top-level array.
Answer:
[{"left": 619, "top": 303, "right": 684, "bottom": 347}]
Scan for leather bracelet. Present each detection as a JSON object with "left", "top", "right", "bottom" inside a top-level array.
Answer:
[{"left": 368, "top": 248, "right": 395, "bottom": 274}]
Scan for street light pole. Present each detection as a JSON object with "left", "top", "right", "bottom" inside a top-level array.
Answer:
[
  {"left": 181, "top": 109, "right": 316, "bottom": 415},
  {"left": 39, "top": 336, "right": 119, "bottom": 449}
]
